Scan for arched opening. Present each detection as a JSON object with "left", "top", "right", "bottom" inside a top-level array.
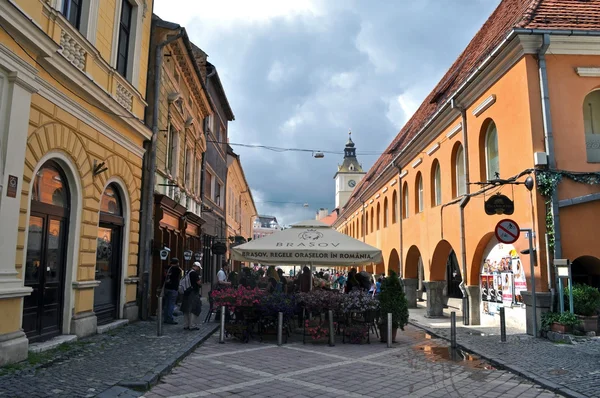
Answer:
[
  {"left": 383, "top": 197, "right": 389, "bottom": 228},
  {"left": 405, "top": 245, "right": 421, "bottom": 279},
  {"left": 23, "top": 161, "right": 71, "bottom": 342},
  {"left": 431, "top": 160, "right": 442, "bottom": 206},
  {"left": 430, "top": 240, "right": 453, "bottom": 282},
  {"left": 480, "top": 120, "right": 499, "bottom": 181},
  {"left": 365, "top": 211, "right": 369, "bottom": 235},
  {"left": 402, "top": 182, "right": 409, "bottom": 219},
  {"left": 392, "top": 190, "right": 398, "bottom": 224},
  {"left": 583, "top": 90, "right": 600, "bottom": 162},
  {"left": 415, "top": 172, "right": 423, "bottom": 213},
  {"left": 376, "top": 203, "right": 381, "bottom": 230},
  {"left": 95, "top": 183, "right": 125, "bottom": 325},
  {"left": 452, "top": 142, "right": 466, "bottom": 197},
  {"left": 370, "top": 207, "right": 374, "bottom": 233},
  {"left": 572, "top": 256, "right": 600, "bottom": 288},
  {"left": 388, "top": 249, "right": 400, "bottom": 276}
]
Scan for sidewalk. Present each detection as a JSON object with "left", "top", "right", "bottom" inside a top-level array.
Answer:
[
  {"left": 408, "top": 303, "right": 600, "bottom": 398},
  {"left": 0, "top": 300, "right": 218, "bottom": 398}
]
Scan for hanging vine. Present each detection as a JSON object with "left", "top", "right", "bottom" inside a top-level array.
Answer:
[{"left": 535, "top": 169, "right": 600, "bottom": 251}]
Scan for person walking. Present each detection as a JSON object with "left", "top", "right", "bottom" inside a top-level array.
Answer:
[
  {"left": 216, "top": 261, "right": 231, "bottom": 289},
  {"left": 182, "top": 262, "right": 203, "bottom": 330},
  {"left": 163, "top": 258, "right": 182, "bottom": 325}
]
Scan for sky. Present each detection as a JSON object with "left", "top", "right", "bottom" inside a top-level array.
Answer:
[{"left": 154, "top": 0, "right": 501, "bottom": 227}]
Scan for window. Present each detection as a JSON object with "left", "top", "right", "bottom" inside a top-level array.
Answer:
[
  {"left": 485, "top": 122, "right": 499, "bottom": 180},
  {"left": 370, "top": 208, "right": 374, "bottom": 233},
  {"left": 215, "top": 182, "right": 223, "bottom": 207},
  {"left": 416, "top": 173, "right": 423, "bottom": 213},
  {"left": 376, "top": 203, "right": 381, "bottom": 230},
  {"left": 455, "top": 144, "right": 466, "bottom": 197},
  {"left": 166, "top": 124, "right": 178, "bottom": 176},
  {"left": 205, "top": 172, "right": 213, "bottom": 199},
  {"left": 365, "top": 211, "right": 369, "bottom": 234},
  {"left": 116, "top": 0, "right": 133, "bottom": 77},
  {"left": 383, "top": 198, "right": 389, "bottom": 228},
  {"left": 184, "top": 148, "right": 193, "bottom": 188},
  {"left": 195, "top": 157, "right": 201, "bottom": 195},
  {"left": 62, "top": 0, "right": 82, "bottom": 29},
  {"left": 432, "top": 162, "right": 442, "bottom": 206},
  {"left": 402, "top": 183, "right": 409, "bottom": 219},
  {"left": 583, "top": 90, "right": 600, "bottom": 162},
  {"left": 392, "top": 190, "right": 397, "bottom": 224}
]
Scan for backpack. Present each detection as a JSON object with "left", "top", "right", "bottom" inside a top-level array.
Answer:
[{"left": 179, "top": 271, "right": 192, "bottom": 294}]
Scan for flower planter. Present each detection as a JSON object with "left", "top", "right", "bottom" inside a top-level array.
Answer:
[
  {"left": 378, "top": 324, "right": 398, "bottom": 342},
  {"left": 551, "top": 322, "right": 571, "bottom": 334},
  {"left": 576, "top": 315, "right": 598, "bottom": 333}
]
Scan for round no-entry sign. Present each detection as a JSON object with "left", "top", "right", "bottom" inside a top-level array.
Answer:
[{"left": 494, "top": 219, "right": 520, "bottom": 244}]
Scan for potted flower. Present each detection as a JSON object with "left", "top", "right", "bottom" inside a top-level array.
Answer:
[
  {"left": 550, "top": 312, "right": 581, "bottom": 334},
  {"left": 377, "top": 271, "right": 409, "bottom": 342},
  {"left": 339, "top": 290, "right": 379, "bottom": 344},
  {"left": 565, "top": 284, "right": 600, "bottom": 333}
]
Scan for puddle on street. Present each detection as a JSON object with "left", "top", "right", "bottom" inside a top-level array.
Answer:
[{"left": 413, "top": 343, "right": 498, "bottom": 370}]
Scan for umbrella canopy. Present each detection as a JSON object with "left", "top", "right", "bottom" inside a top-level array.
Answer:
[{"left": 231, "top": 220, "right": 382, "bottom": 266}]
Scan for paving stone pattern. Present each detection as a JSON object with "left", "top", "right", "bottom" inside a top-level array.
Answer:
[
  {"left": 408, "top": 314, "right": 600, "bottom": 398},
  {"left": 0, "top": 302, "right": 218, "bottom": 398},
  {"left": 144, "top": 324, "right": 561, "bottom": 398}
]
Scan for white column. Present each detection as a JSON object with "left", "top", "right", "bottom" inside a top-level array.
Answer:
[{"left": 0, "top": 46, "right": 39, "bottom": 299}]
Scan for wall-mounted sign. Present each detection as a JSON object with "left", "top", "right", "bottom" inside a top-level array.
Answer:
[
  {"left": 6, "top": 175, "right": 18, "bottom": 198},
  {"left": 194, "top": 252, "right": 203, "bottom": 261},
  {"left": 484, "top": 194, "right": 514, "bottom": 215},
  {"left": 494, "top": 219, "right": 520, "bottom": 244},
  {"left": 183, "top": 250, "right": 193, "bottom": 261},
  {"left": 160, "top": 248, "right": 170, "bottom": 260}
]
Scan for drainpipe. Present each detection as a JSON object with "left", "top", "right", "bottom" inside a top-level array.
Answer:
[
  {"left": 361, "top": 197, "right": 366, "bottom": 243},
  {"left": 394, "top": 163, "right": 404, "bottom": 278},
  {"left": 538, "top": 33, "right": 561, "bottom": 303},
  {"left": 140, "top": 27, "right": 185, "bottom": 320}
]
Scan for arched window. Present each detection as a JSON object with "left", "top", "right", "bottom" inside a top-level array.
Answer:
[
  {"left": 357, "top": 218, "right": 361, "bottom": 238},
  {"left": 583, "top": 90, "right": 600, "bottom": 162},
  {"left": 376, "top": 203, "right": 381, "bottom": 230},
  {"left": 392, "top": 190, "right": 398, "bottom": 224},
  {"left": 454, "top": 144, "right": 466, "bottom": 197},
  {"left": 415, "top": 173, "right": 423, "bottom": 213},
  {"left": 383, "top": 198, "right": 389, "bottom": 228},
  {"left": 432, "top": 161, "right": 442, "bottom": 206},
  {"left": 365, "top": 211, "right": 369, "bottom": 234},
  {"left": 370, "top": 207, "right": 374, "bottom": 232},
  {"left": 485, "top": 122, "right": 499, "bottom": 180},
  {"left": 402, "top": 182, "right": 409, "bottom": 219}
]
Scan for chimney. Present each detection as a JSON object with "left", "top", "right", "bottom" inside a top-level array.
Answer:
[{"left": 316, "top": 208, "right": 328, "bottom": 220}]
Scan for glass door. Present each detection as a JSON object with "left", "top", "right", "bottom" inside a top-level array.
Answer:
[{"left": 94, "top": 226, "right": 121, "bottom": 325}]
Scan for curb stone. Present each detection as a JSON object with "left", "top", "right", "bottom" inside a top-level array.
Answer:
[
  {"left": 118, "top": 323, "right": 219, "bottom": 392},
  {"left": 408, "top": 320, "right": 588, "bottom": 398}
]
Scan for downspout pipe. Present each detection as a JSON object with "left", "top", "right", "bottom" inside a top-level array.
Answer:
[
  {"left": 395, "top": 163, "right": 404, "bottom": 278},
  {"left": 538, "top": 33, "right": 561, "bottom": 302},
  {"left": 459, "top": 195, "right": 470, "bottom": 325},
  {"left": 140, "top": 27, "right": 185, "bottom": 320}
]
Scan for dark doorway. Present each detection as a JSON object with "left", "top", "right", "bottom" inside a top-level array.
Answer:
[
  {"left": 23, "top": 162, "right": 70, "bottom": 343},
  {"left": 94, "top": 184, "right": 124, "bottom": 325},
  {"left": 446, "top": 250, "right": 463, "bottom": 298}
]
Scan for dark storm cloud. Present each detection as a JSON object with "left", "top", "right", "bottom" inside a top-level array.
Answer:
[{"left": 162, "top": 0, "right": 500, "bottom": 226}]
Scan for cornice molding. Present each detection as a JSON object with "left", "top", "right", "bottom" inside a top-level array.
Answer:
[
  {"left": 426, "top": 143, "right": 440, "bottom": 156},
  {"left": 446, "top": 123, "right": 462, "bottom": 139},
  {"left": 412, "top": 158, "right": 423, "bottom": 168},
  {"left": 576, "top": 67, "right": 600, "bottom": 77},
  {"left": 72, "top": 280, "right": 101, "bottom": 289},
  {"left": 472, "top": 94, "right": 496, "bottom": 117}
]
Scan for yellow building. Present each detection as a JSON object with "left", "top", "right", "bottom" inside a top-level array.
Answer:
[
  {"left": 0, "top": 0, "right": 153, "bottom": 364},
  {"left": 226, "top": 147, "right": 257, "bottom": 270}
]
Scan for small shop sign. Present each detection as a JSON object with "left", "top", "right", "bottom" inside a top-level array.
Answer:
[
  {"left": 484, "top": 193, "right": 514, "bottom": 215},
  {"left": 6, "top": 175, "right": 18, "bottom": 198}
]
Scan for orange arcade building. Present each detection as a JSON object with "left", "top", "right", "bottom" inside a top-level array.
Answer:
[{"left": 333, "top": 0, "right": 600, "bottom": 334}]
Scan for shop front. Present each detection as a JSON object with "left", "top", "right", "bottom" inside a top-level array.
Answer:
[{"left": 479, "top": 239, "right": 527, "bottom": 330}]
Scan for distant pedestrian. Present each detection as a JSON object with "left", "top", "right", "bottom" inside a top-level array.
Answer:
[
  {"left": 182, "top": 262, "right": 202, "bottom": 330},
  {"left": 216, "top": 261, "right": 231, "bottom": 289},
  {"left": 162, "top": 258, "right": 182, "bottom": 325}
]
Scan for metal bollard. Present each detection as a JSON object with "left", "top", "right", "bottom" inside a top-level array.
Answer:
[
  {"left": 157, "top": 296, "right": 163, "bottom": 336},
  {"left": 500, "top": 307, "right": 506, "bottom": 343},
  {"left": 328, "top": 310, "right": 335, "bottom": 347},
  {"left": 387, "top": 313, "right": 392, "bottom": 348},
  {"left": 277, "top": 312, "right": 283, "bottom": 346},
  {"left": 450, "top": 311, "right": 457, "bottom": 349},
  {"left": 219, "top": 306, "right": 226, "bottom": 344}
]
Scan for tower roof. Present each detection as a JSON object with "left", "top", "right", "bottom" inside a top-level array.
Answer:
[{"left": 346, "top": 130, "right": 355, "bottom": 148}]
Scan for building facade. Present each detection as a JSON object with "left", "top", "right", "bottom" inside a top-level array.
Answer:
[
  {"left": 334, "top": 0, "right": 600, "bottom": 334},
  {"left": 143, "top": 17, "right": 212, "bottom": 315},
  {"left": 226, "top": 146, "right": 257, "bottom": 270},
  {"left": 201, "top": 61, "right": 235, "bottom": 284},
  {"left": 334, "top": 132, "right": 366, "bottom": 210},
  {"left": 0, "top": 0, "right": 153, "bottom": 364},
  {"left": 253, "top": 215, "right": 281, "bottom": 240}
]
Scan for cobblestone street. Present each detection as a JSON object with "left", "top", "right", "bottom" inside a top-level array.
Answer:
[
  {"left": 408, "top": 305, "right": 600, "bottom": 398},
  {"left": 0, "top": 303, "right": 217, "bottom": 398},
  {"left": 143, "top": 324, "right": 561, "bottom": 398}
]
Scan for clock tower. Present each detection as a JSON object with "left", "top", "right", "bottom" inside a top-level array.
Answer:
[{"left": 334, "top": 131, "right": 366, "bottom": 209}]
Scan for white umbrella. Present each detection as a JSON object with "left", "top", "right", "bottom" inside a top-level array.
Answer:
[{"left": 231, "top": 219, "right": 382, "bottom": 266}]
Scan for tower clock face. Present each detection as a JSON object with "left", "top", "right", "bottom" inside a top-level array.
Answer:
[{"left": 348, "top": 180, "right": 356, "bottom": 188}]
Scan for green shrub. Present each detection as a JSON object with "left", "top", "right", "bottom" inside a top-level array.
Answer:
[
  {"left": 564, "top": 284, "right": 600, "bottom": 316},
  {"left": 378, "top": 271, "right": 409, "bottom": 330},
  {"left": 541, "top": 312, "right": 560, "bottom": 332},
  {"left": 557, "top": 312, "right": 581, "bottom": 328}
]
